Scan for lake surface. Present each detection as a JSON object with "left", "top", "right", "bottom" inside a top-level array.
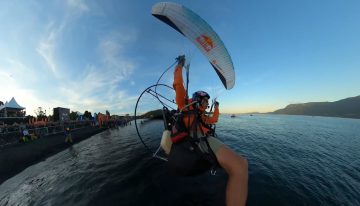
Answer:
[{"left": 0, "top": 115, "right": 359, "bottom": 206}]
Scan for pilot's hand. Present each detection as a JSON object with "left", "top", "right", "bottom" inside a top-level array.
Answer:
[{"left": 176, "top": 55, "right": 185, "bottom": 67}]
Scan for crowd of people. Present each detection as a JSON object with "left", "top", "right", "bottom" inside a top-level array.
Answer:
[
  {"left": 0, "top": 120, "right": 92, "bottom": 146},
  {"left": 0, "top": 116, "right": 134, "bottom": 147}
]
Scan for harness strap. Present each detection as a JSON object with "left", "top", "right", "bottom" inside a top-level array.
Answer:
[
  {"left": 198, "top": 116, "right": 214, "bottom": 135},
  {"left": 170, "top": 107, "right": 220, "bottom": 174},
  {"left": 202, "top": 136, "right": 220, "bottom": 172},
  {"left": 195, "top": 112, "right": 220, "bottom": 173},
  {"left": 171, "top": 132, "right": 188, "bottom": 143}
]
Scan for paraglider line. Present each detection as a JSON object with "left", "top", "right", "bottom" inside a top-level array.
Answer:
[
  {"left": 154, "top": 60, "right": 177, "bottom": 106},
  {"left": 146, "top": 89, "right": 176, "bottom": 110}
]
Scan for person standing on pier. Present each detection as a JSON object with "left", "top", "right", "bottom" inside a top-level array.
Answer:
[{"left": 64, "top": 127, "right": 73, "bottom": 143}]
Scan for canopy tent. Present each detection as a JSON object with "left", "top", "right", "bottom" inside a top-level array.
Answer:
[{"left": 0, "top": 97, "right": 26, "bottom": 117}]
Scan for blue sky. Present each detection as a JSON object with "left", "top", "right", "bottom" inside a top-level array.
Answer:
[{"left": 0, "top": 0, "right": 359, "bottom": 116}]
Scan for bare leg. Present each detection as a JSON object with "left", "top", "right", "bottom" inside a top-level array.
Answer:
[{"left": 216, "top": 145, "right": 248, "bottom": 206}]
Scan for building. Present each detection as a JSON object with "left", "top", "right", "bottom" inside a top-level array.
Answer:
[
  {"left": 53, "top": 107, "right": 70, "bottom": 122},
  {"left": 0, "top": 97, "right": 26, "bottom": 117}
]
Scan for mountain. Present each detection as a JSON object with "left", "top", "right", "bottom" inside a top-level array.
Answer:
[
  {"left": 272, "top": 95, "right": 360, "bottom": 119},
  {"left": 140, "top": 109, "right": 163, "bottom": 119}
]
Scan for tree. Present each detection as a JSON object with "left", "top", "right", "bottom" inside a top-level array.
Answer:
[
  {"left": 47, "top": 115, "right": 53, "bottom": 122},
  {"left": 26, "top": 115, "right": 35, "bottom": 123},
  {"left": 26, "top": 115, "right": 35, "bottom": 119},
  {"left": 0, "top": 101, "right": 3, "bottom": 106},
  {"left": 106, "top": 110, "right": 110, "bottom": 116},
  {"left": 83, "top": 110, "right": 93, "bottom": 119},
  {"left": 34, "top": 107, "right": 47, "bottom": 119},
  {"left": 69, "top": 111, "right": 78, "bottom": 120}
]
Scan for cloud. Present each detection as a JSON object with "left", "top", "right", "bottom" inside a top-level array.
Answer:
[
  {"left": 36, "top": 0, "right": 89, "bottom": 77},
  {"left": 45, "top": 31, "right": 139, "bottom": 114},
  {"left": 202, "top": 85, "right": 225, "bottom": 100},
  {"left": 241, "top": 72, "right": 269, "bottom": 87},
  {"left": 66, "top": 0, "right": 89, "bottom": 12},
  {"left": 37, "top": 39, "right": 57, "bottom": 75},
  {"left": 6, "top": 59, "right": 38, "bottom": 84},
  {"left": 77, "top": 32, "right": 138, "bottom": 113},
  {"left": 1, "top": 2, "right": 140, "bottom": 116},
  {"left": 99, "top": 31, "right": 137, "bottom": 73},
  {"left": 36, "top": 17, "right": 68, "bottom": 78},
  {"left": 0, "top": 69, "right": 53, "bottom": 116}
]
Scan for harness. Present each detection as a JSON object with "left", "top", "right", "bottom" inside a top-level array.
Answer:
[{"left": 165, "top": 106, "right": 220, "bottom": 176}]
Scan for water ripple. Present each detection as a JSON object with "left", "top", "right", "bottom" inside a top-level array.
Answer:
[{"left": 0, "top": 116, "right": 360, "bottom": 205}]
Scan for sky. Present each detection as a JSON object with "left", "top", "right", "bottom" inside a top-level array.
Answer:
[{"left": 0, "top": 0, "right": 359, "bottom": 116}]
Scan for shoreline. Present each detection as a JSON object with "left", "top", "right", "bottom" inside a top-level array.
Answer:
[{"left": 0, "top": 126, "right": 106, "bottom": 185}]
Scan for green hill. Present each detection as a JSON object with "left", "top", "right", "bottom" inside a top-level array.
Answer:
[
  {"left": 140, "top": 109, "right": 163, "bottom": 119},
  {"left": 272, "top": 95, "right": 360, "bottom": 119}
]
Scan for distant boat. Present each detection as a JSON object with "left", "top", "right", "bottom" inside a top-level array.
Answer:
[{"left": 231, "top": 114, "right": 236, "bottom": 118}]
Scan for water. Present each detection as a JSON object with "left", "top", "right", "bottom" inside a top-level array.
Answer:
[{"left": 0, "top": 115, "right": 359, "bottom": 206}]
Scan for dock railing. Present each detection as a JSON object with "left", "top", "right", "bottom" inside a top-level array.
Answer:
[{"left": 0, "top": 120, "right": 93, "bottom": 148}]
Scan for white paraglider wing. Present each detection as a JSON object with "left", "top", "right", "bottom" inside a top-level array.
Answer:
[{"left": 152, "top": 2, "right": 235, "bottom": 90}]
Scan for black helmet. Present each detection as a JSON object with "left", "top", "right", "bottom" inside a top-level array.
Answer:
[{"left": 192, "top": 91, "right": 210, "bottom": 102}]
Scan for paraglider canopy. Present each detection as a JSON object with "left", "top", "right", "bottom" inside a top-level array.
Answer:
[{"left": 152, "top": 2, "right": 235, "bottom": 90}]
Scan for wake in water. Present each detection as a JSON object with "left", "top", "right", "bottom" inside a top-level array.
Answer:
[{"left": 0, "top": 116, "right": 359, "bottom": 205}]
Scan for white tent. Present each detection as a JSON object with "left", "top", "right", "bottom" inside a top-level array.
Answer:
[{"left": 0, "top": 97, "right": 25, "bottom": 117}]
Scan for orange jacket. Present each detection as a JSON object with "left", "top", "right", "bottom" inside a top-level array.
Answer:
[{"left": 173, "top": 64, "right": 219, "bottom": 135}]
